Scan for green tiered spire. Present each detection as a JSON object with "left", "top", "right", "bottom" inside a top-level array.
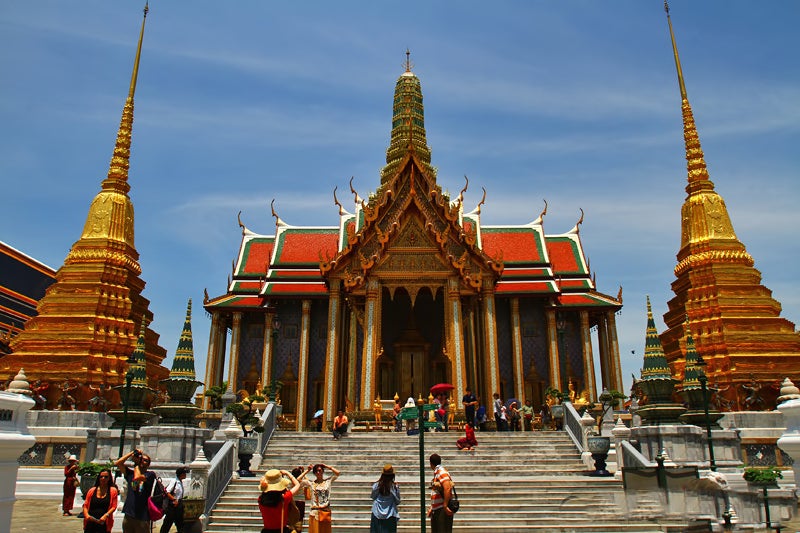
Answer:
[
  {"left": 130, "top": 318, "right": 148, "bottom": 386},
  {"left": 681, "top": 323, "right": 702, "bottom": 389},
  {"left": 169, "top": 299, "right": 196, "bottom": 380},
  {"left": 641, "top": 296, "right": 672, "bottom": 381},
  {"left": 380, "top": 50, "right": 436, "bottom": 183}
]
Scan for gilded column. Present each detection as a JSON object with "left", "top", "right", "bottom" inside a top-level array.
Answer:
[
  {"left": 261, "top": 311, "right": 275, "bottom": 387},
  {"left": 481, "top": 281, "right": 500, "bottom": 397},
  {"left": 346, "top": 307, "right": 358, "bottom": 408},
  {"left": 360, "top": 279, "right": 381, "bottom": 410},
  {"left": 579, "top": 310, "right": 597, "bottom": 400},
  {"left": 296, "top": 300, "right": 312, "bottom": 431},
  {"left": 545, "top": 308, "right": 562, "bottom": 391},
  {"left": 596, "top": 314, "right": 610, "bottom": 390},
  {"left": 323, "top": 284, "right": 342, "bottom": 423},
  {"left": 510, "top": 298, "right": 525, "bottom": 401},
  {"left": 226, "top": 312, "right": 242, "bottom": 392},
  {"left": 606, "top": 311, "right": 623, "bottom": 393},
  {"left": 447, "top": 277, "right": 467, "bottom": 402},
  {"left": 203, "top": 312, "right": 223, "bottom": 409}
]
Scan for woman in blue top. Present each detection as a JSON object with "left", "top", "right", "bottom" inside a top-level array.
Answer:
[{"left": 370, "top": 464, "right": 400, "bottom": 533}]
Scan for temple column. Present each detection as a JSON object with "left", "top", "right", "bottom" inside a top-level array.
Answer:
[
  {"left": 580, "top": 310, "right": 597, "bottom": 400},
  {"left": 481, "top": 281, "right": 500, "bottom": 398},
  {"left": 360, "top": 278, "right": 381, "bottom": 410},
  {"left": 606, "top": 311, "right": 624, "bottom": 393},
  {"left": 346, "top": 306, "right": 358, "bottom": 409},
  {"left": 296, "top": 300, "right": 312, "bottom": 431},
  {"left": 324, "top": 284, "right": 343, "bottom": 423},
  {"left": 510, "top": 298, "right": 525, "bottom": 401},
  {"left": 446, "top": 277, "right": 467, "bottom": 402},
  {"left": 261, "top": 311, "right": 275, "bottom": 387},
  {"left": 597, "top": 314, "right": 610, "bottom": 390},
  {"left": 545, "top": 308, "right": 562, "bottom": 391},
  {"left": 203, "top": 312, "right": 224, "bottom": 408},
  {"left": 225, "top": 312, "right": 243, "bottom": 393}
]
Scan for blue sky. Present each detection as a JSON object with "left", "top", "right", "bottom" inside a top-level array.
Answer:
[{"left": 1, "top": 1, "right": 798, "bottom": 397}]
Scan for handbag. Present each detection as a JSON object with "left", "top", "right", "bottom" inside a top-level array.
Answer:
[
  {"left": 446, "top": 485, "right": 460, "bottom": 514},
  {"left": 147, "top": 476, "right": 166, "bottom": 521}
]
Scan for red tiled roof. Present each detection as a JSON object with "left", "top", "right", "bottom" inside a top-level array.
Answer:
[
  {"left": 557, "top": 293, "right": 613, "bottom": 307},
  {"left": 546, "top": 237, "right": 583, "bottom": 274},
  {"left": 206, "top": 295, "right": 266, "bottom": 309},
  {"left": 481, "top": 228, "right": 545, "bottom": 264},
  {"left": 558, "top": 278, "right": 592, "bottom": 290},
  {"left": 263, "top": 282, "right": 328, "bottom": 296},
  {"left": 240, "top": 238, "right": 274, "bottom": 276},
  {"left": 499, "top": 267, "right": 550, "bottom": 280},
  {"left": 273, "top": 229, "right": 339, "bottom": 265},
  {"left": 495, "top": 280, "right": 557, "bottom": 294}
]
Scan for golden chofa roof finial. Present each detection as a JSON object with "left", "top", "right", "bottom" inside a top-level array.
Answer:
[{"left": 404, "top": 48, "right": 414, "bottom": 73}]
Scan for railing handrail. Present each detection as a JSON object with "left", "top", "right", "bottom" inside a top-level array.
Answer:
[
  {"left": 204, "top": 438, "right": 235, "bottom": 514},
  {"left": 258, "top": 402, "right": 277, "bottom": 455},
  {"left": 563, "top": 401, "right": 584, "bottom": 452}
]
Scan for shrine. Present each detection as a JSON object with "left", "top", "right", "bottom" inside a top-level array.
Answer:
[
  {"left": 658, "top": 4, "right": 800, "bottom": 410},
  {"left": 204, "top": 56, "right": 624, "bottom": 429}
]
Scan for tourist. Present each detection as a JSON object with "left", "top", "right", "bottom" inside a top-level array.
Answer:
[
  {"left": 475, "top": 397, "right": 487, "bottom": 432},
  {"left": 370, "top": 464, "right": 400, "bottom": 533},
  {"left": 492, "top": 393, "right": 503, "bottom": 431},
  {"left": 519, "top": 399, "right": 534, "bottom": 431},
  {"left": 160, "top": 467, "right": 189, "bottom": 533},
  {"left": 332, "top": 410, "right": 348, "bottom": 440},
  {"left": 291, "top": 466, "right": 311, "bottom": 527},
  {"left": 508, "top": 401, "right": 521, "bottom": 432},
  {"left": 82, "top": 468, "right": 118, "bottom": 533},
  {"left": 499, "top": 404, "right": 509, "bottom": 431},
  {"left": 392, "top": 398, "right": 402, "bottom": 432},
  {"left": 427, "top": 453, "right": 454, "bottom": 533},
  {"left": 258, "top": 469, "right": 300, "bottom": 533},
  {"left": 403, "top": 397, "right": 417, "bottom": 433},
  {"left": 62, "top": 454, "right": 79, "bottom": 516},
  {"left": 461, "top": 387, "right": 477, "bottom": 426},
  {"left": 115, "top": 449, "right": 157, "bottom": 533},
  {"left": 456, "top": 422, "right": 477, "bottom": 451},
  {"left": 304, "top": 463, "right": 340, "bottom": 533}
]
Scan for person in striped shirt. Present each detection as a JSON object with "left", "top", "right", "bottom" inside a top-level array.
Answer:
[{"left": 427, "top": 453, "right": 454, "bottom": 532}]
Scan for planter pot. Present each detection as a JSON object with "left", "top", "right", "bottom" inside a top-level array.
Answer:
[
  {"left": 586, "top": 435, "right": 611, "bottom": 454},
  {"left": 238, "top": 437, "right": 258, "bottom": 455},
  {"left": 79, "top": 475, "right": 97, "bottom": 499},
  {"left": 182, "top": 498, "right": 206, "bottom": 521}
]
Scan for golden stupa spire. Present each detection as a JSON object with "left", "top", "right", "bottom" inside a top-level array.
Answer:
[
  {"left": 663, "top": 2, "right": 749, "bottom": 264},
  {"left": 71, "top": 2, "right": 149, "bottom": 260}
]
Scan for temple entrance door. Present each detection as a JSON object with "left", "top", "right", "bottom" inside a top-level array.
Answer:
[{"left": 380, "top": 287, "right": 443, "bottom": 401}]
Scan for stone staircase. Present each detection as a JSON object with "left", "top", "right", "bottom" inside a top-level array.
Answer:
[{"left": 206, "top": 431, "right": 674, "bottom": 532}]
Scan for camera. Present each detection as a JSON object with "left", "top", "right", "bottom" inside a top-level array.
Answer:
[{"left": 132, "top": 450, "right": 142, "bottom": 459}]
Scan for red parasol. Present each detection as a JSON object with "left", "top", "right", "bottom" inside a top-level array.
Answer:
[{"left": 430, "top": 383, "right": 455, "bottom": 396}]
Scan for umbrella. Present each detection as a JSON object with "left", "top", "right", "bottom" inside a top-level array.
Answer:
[
  {"left": 313, "top": 409, "right": 324, "bottom": 418},
  {"left": 506, "top": 398, "right": 520, "bottom": 408},
  {"left": 430, "top": 383, "right": 455, "bottom": 396}
]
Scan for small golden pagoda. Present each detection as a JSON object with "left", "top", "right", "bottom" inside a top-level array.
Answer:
[
  {"left": 658, "top": 4, "right": 800, "bottom": 410},
  {"left": 2, "top": 5, "right": 168, "bottom": 408}
]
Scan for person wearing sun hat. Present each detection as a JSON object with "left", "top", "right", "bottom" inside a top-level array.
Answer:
[
  {"left": 370, "top": 464, "right": 400, "bottom": 533},
  {"left": 258, "top": 469, "right": 300, "bottom": 533},
  {"left": 62, "top": 454, "right": 79, "bottom": 516}
]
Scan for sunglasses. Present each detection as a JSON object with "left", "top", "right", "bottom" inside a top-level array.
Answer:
[{"left": 99, "top": 475, "right": 110, "bottom": 479}]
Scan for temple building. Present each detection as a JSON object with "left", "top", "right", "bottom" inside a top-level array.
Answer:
[
  {"left": 0, "top": 6, "right": 168, "bottom": 407},
  {"left": 658, "top": 5, "right": 800, "bottom": 410},
  {"left": 204, "top": 57, "right": 623, "bottom": 429},
  {"left": 0, "top": 241, "right": 55, "bottom": 356}
]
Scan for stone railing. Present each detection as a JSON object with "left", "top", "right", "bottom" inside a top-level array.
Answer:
[
  {"left": 258, "top": 402, "right": 277, "bottom": 455},
  {"left": 204, "top": 438, "right": 236, "bottom": 515},
  {"left": 563, "top": 401, "right": 585, "bottom": 452}
]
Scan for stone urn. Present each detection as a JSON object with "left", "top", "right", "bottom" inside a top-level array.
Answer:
[
  {"left": 237, "top": 436, "right": 259, "bottom": 477},
  {"left": 586, "top": 435, "right": 612, "bottom": 476}
]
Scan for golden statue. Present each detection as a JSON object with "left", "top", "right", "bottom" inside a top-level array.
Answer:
[{"left": 373, "top": 396, "right": 383, "bottom": 424}]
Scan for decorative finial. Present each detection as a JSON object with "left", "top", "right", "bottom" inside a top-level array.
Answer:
[{"left": 404, "top": 49, "right": 413, "bottom": 72}]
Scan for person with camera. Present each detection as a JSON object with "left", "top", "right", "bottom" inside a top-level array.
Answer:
[
  {"left": 160, "top": 467, "right": 188, "bottom": 533},
  {"left": 427, "top": 453, "right": 454, "bottom": 533},
  {"left": 114, "top": 449, "right": 156, "bottom": 533}
]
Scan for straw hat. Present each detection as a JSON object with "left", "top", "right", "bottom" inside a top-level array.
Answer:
[
  {"left": 382, "top": 464, "right": 394, "bottom": 475},
  {"left": 262, "top": 469, "right": 290, "bottom": 492},
  {"left": 67, "top": 455, "right": 78, "bottom": 462}
]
